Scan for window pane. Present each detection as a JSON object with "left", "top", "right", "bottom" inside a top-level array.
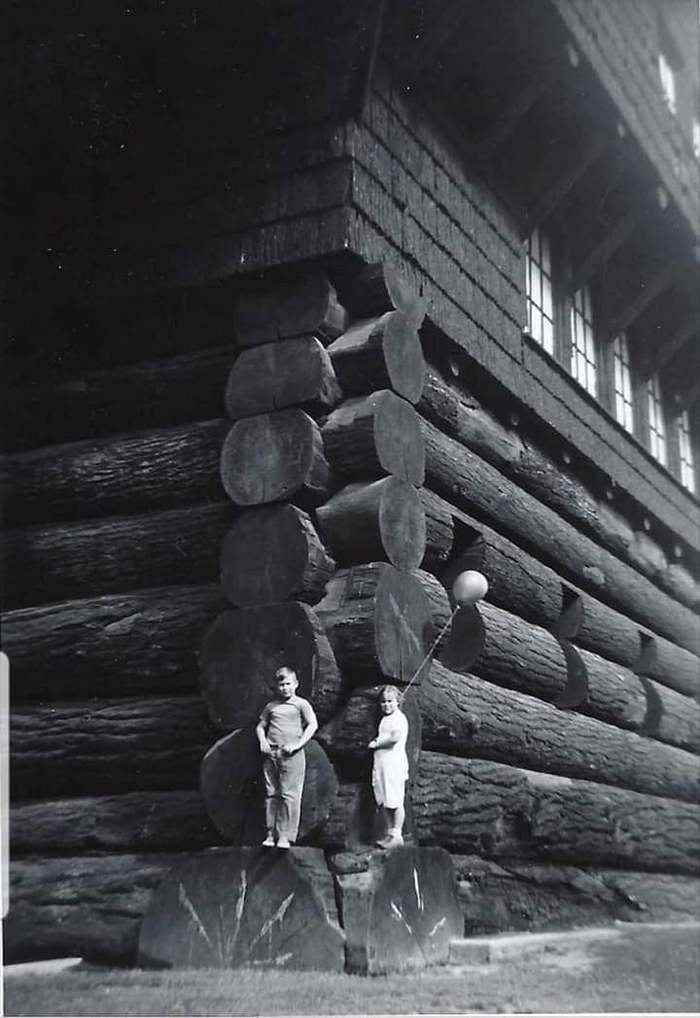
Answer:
[{"left": 526, "top": 227, "right": 555, "bottom": 354}]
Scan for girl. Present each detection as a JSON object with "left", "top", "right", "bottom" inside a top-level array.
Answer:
[{"left": 368, "top": 684, "right": 408, "bottom": 848}]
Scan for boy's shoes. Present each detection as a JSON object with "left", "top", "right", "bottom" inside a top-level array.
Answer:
[
  {"left": 276, "top": 837, "right": 291, "bottom": 849},
  {"left": 375, "top": 834, "right": 404, "bottom": 849},
  {"left": 262, "top": 835, "right": 276, "bottom": 847}
]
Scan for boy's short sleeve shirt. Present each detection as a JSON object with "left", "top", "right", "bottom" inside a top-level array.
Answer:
[{"left": 260, "top": 695, "right": 315, "bottom": 745}]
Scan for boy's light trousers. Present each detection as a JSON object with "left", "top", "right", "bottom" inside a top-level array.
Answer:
[{"left": 262, "top": 748, "right": 306, "bottom": 841}]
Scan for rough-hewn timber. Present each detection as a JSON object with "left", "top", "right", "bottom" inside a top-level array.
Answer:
[{"left": 234, "top": 269, "right": 347, "bottom": 347}]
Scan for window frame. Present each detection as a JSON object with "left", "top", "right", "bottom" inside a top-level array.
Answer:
[{"left": 647, "top": 373, "right": 668, "bottom": 467}]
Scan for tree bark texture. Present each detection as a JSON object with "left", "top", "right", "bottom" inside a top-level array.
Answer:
[
  {"left": 233, "top": 269, "right": 347, "bottom": 347},
  {"left": 2, "top": 345, "right": 237, "bottom": 452},
  {"left": 11, "top": 791, "right": 221, "bottom": 856},
  {"left": 336, "top": 261, "right": 425, "bottom": 326},
  {"left": 419, "top": 366, "right": 699, "bottom": 609},
  {"left": 220, "top": 504, "right": 335, "bottom": 607},
  {"left": 220, "top": 409, "right": 331, "bottom": 508},
  {"left": 452, "top": 855, "right": 700, "bottom": 935},
  {"left": 2, "top": 419, "right": 228, "bottom": 525},
  {"left": 2, "top": 503, "right": 234, "bottom": 610},
  {"left": 138, "top": 847, "right": 345, "bottom": 970},
  {"left": 421, "top": 419, "right": 700, "bottom": 654},
  {"left": 412, "top": 753, "right": 700, "bottom": 873},
  {"left": 11, "top": 696, "right": 213, "bottom": 799},
  {"left": 224, "top": 336, "right": 342, "bottom": 420},
  {"left": 199, "top": 602, "right": 341, "bottom": 730},
  {"left": 5, "top": 852, "right": 185, "bottom": 964},
  {"left": 327, "top": 312, "right": 425, "bottom": 404},
  {"left": 316, "top": 477, "right": 426, "bottom": 571},
  {"left": 328, "top": 846, "right": 462, "bottom": 974},
  {"left": 417, "top": 662, "right": 700, "bottom": 803},
  {"left": 322, "top": 391, "right": 425, "bottom": 485},
  {"left": 200, "top": 730, "right": 338, "bottom": 844},
  {"left": 315, "top": 563, "right": 432, "bottom": 683},
  {"left": 3, "top": 585, "right": 226, "bottom": 702},
  {"left": 419, "top": 489, "right": 454, "bottom": 569}
]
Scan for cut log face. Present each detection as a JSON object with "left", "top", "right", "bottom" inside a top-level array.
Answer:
[
  {"left": 234, "top": 270, "right": 348, "bottom": 347},
  {"left": 418, "top": 662, "right": 700, "bottom": 804},
  {"left": 337, "top": 262, "right": 426, "bottom": 327},
  {"left": 199, "top": 602, "right": 342, "bottom": 730},
  {"left": 327, "top": 312, "right": 425, "bottom": 404},
  {"left": 329, "top": 846, "right": 462, "bottom": 974},
  {"left": 220, "top": 505, "right": 335, "bottom": 607},
  {"left": 3, "top": 585, "right": 226, "bottom": 701},
  {"left": 414, "top": 753, "right": 700, "bottom": 874},
  {"left": 138, "top": 847, "right": 345, "bottom": 971},
  {"left": 225, "top": 337, "right": 342, "bottom": 420},
  {"left": 316, "top": 564, "right": 432, "bottom": 681},
  {"left": 316, "top": 477, "right": 426, "bottom": 571},
  {"left": 220, "top": 409, "right": 331, "bottom": 508},
  {"left": 322, "top": 391, "right": 425, "bottom": 485},
  {"left": 200, "top": 730, "right": 338, "bottom": 845}
]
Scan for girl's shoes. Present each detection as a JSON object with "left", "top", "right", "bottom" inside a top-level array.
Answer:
[
  {"left": 276, "top": 837, "right": 291, "bottom": 849},
  {"left": 262, "top": 834, "right": 276, "bottom": 847},
  {"left": 375, "top": 833, "right": 404, "bottom": 849}
]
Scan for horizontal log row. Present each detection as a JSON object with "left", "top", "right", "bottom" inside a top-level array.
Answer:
[
  {"left": 326, "top": 311, "right": 425, "bottom": 404},
  {"left": 419, "top": 363, "right": 700, "bottom": 609},
  {"left": 2, "top": 502, "right": 235, "bottom": 610},
  {"left": 233, "top": 267, "right": 348, "bottom": 348},
  {"left": 420, "top": 420, "right": 700, "bottom": 655},
  {"left": 335, "top": 261, "right": 426, "bottom": 326},
  {"left": 323, "top": 753, "right": 699, "bottom": 873},
  {"left": 3, "top": 585, "right": 226, "bottom": 702},
  {"left": 421, "top": 488, "right": 700, "bottom": 698}
]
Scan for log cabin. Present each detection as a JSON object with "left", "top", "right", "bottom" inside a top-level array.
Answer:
[{"left": 3, "top": 0, "right": 699, "bottom": 967}]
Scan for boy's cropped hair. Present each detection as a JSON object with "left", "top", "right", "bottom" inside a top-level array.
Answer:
[{"left": 275, "top": 666, "right": 297, "bottom": 682}]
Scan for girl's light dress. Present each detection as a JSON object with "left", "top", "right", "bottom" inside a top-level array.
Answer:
[{"left": 371, "top": 709, "right": 409, "bottom": 809}]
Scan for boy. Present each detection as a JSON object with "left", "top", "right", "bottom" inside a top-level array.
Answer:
[
  {"left": 368, "top": 684, "right": 408, "bottom": 848},
  {"left": 255, "top": 666, "right": 318, "bottom": 848}
]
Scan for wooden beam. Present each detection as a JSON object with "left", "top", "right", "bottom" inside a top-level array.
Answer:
[
  {"left": 640, "top": 313, "right": 700, "bottom": 379},
  {"left": 600, "top": 261, "right": 681, "bottom": 345},
  {"left": 521, "top": 129, "right": 613, "bottom": 237},
  {"left": 409, "top": 0, "right": 476, "bottom": 81},
  {"left": 569, "top": 203, "right": 645, "bottom": 293}
]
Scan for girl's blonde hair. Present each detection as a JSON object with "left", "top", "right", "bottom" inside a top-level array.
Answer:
[{"left": 379, "top": 684, "right": 402, "bottom": 702}]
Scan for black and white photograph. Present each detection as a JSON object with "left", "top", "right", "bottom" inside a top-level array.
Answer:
[{"left": 2, "top": 0, "right": 699, "bottom": 1014}]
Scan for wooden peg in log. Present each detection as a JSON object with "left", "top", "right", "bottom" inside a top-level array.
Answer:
[
  {"left": 138, "top": 847, "right": 345, "bottom": 971},
  {"left": 315, "top": 563, "right": 432, "bottom": 682},
  {"left": 234, "top": 269, "right": 348, "bottom": 347},
  {"left": 220, "top": 505, "right": 335, "bottom": 607},
  {"left": 338, "top": 262, "right": 426, "bottom": 327},
  {"left": 327, "top": 312, "right": 425, "bottom": 404},
  {"left": 200, "top": 729, "right": 338, "bottom": 844},
  {"left": 199, "top": 602, "right": 342, "bottom": 730},
  {"left": 316, "top": 477, "right": 426, "bottom": 571},
  {"left": 224, "top": 336, "right": 342, "bottom": 421},
  {"left": 220, "top": 409, "right": 331, "bottom": 508},
  {"left": 322, "top": 391, "right": 425, "bottom": 485}
]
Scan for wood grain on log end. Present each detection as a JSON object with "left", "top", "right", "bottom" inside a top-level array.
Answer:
[
  {"left": 327, "top": 312, "right": 425, "bottom": 404},
  {"left": 316, "top": 563, "right": 432, "bottom": 681},
  {"left": 199, "top": 602, "right": 342, "bottom": 730},
  {"left": 234, "top": 269, "right": 347, "bottom": 347},
  {"left": 338, "top": 262, "right": 425, "bottom": 327},
  {"left": 200, "top": 731, "right": 338, "bottom": 845},
  {"left": 322, "top": 391, "right": 425, "bottom": 485},
  {"left": 220, "top": 409, "right": 331, "bottom": 508},
  {"left": 221, "top": 504, "right": 335, "bottom": 607},
  {"left": 225, "top": 337, "right": 342, "bottom": 420},
  {"left": 138, "top": 847, "right": 345, "bottom": 970},
  {"left": 316, "top": 477, "right": 426, "bottom": 571}
]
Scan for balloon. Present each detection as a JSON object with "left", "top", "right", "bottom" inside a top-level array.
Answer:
[{"left": 451, "top": 570, "right": 488, "bottom": 606}]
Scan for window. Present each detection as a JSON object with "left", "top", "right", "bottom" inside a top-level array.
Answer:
[
  {"left": 525, "top": 227, "right": 554, "bottom": 355},
  {"left": 570, "top": 285, "right": 597, "bottom": 396},
  {"left": 693, "top": 119, "right": 700, "bottom": 161},
  {"left": 612, "top": 333, "right": 634, "bottom": 434},
  {"left": 676, "top": 410, "right": 696, "bottom": 493},
  {"left": 647, "top": 374, "right": 667, "bottom": 466},
  {"left": 658, "top": 51, "right": 676, "bottom": 115}
]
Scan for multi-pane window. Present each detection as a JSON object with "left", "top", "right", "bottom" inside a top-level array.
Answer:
[
  {"left": 658, "top": 51, "right": 676, "bottom": 114},
  {"left": 693, "top": 118, "right": 700, "bottom": 161},
  {"left": 676, "top": 410, "right": 696, "bottom": 493},
  {"left": 647, "top": 373, "right": 667, "bottom": 465},
  {"left": 525, "top": 227, "right": 554, "bottom": 355},
  {"left": 570, "top": 286, "right": 597, "bottom": 396},
  {"left": 612, "top": 333, "right": 634, "bottom": 434}
]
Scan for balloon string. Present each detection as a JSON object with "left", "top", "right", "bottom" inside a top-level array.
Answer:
[{"left": 402, "top": 603, "right": 461, "bottom": 696}]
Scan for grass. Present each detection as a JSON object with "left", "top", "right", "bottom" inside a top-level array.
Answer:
[{"left": 4, "top": 923, "right": 700, "bottom": 1016}]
